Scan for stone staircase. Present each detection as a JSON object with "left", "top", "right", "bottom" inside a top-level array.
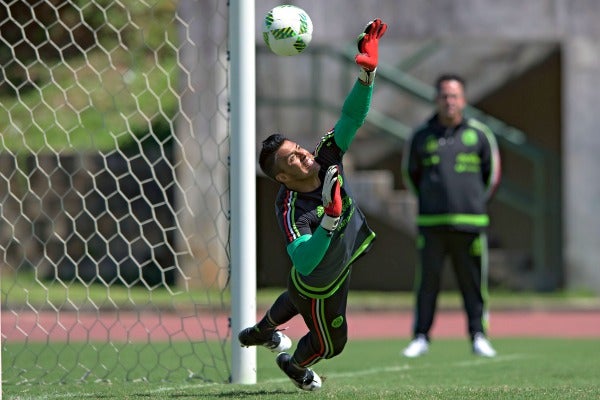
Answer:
[{"left": 348, "top": 169, "right": 417, "bottom": 237}]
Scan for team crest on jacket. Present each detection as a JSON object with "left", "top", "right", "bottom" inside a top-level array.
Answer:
[
  {"left": 425, "top": 135, "right": 438, "bottom": 153},
  {"left": 461, "top": 129, "right": 478, "bottom": 146}
]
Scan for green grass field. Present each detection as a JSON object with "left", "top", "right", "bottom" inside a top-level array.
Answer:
[{"left": 3, "top": 338, "right": 599, "bottom": 399}]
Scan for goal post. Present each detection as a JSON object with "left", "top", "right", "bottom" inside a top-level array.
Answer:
[
  {"left": 0, "top": 0, "right": 251, "bottom": 387},
  {"left": 229, "top": 0, "right": 258, "bottom": 385}
]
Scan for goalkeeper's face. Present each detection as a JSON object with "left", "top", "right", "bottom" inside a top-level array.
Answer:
[{"left": 273, "top": 140, "right": 320, "bottom": 185}]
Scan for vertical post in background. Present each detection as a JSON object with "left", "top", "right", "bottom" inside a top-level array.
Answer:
[
  {"left": 0, "top": 290, "right": 2, "bottom": 397},
  {"left": 229, "top": 0, "right": 257, "bottom": 384}
]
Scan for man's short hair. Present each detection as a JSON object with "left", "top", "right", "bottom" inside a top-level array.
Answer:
[
  {"left": 259, "top": 133, "right": 286, "bottom": 180},
  {"left": 434, "top": 73, "right": 466, "bottom": 94}
]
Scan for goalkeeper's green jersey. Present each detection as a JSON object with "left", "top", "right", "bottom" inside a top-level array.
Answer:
[{"left": 274, "top": 80, "right": 376, "bottom": 299}]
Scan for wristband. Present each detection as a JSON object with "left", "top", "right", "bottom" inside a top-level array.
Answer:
[
  {"left": 320, "top": 215, "right": 340, "bottom": 234},
  {"left": 358, "top": 68, "right": 376, "bottom": 85}
]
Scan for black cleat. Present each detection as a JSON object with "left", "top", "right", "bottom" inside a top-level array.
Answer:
[
  {"left": 238, "top": 327, "right": 292, "bottom": 352},
  {"left": 275, "top": 352, "right": 322, "bottom": 391}
]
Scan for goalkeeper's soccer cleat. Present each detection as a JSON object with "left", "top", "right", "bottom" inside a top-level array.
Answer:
[
  {"left": 276, "top": 352, "right": 322, "bottom": 391},
  {"left": 472, "top": 333, "right": 497, "bottom": 357},
  {"left": 402, "top": 334, "right": 429, "bottom": 358},
  {"left": 238, "top": 326, "right": 292, "bottom": 353}
]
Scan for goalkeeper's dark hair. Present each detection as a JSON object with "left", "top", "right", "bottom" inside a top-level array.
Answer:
[
  {"left": 259, "top": 133, "right": 286, "bottom": 180},
  {"left": 434, "top": 73, "right": 466, "bottom": 94}
]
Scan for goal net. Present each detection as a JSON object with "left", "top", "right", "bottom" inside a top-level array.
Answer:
[{"left": 1, "top": 0, "right": 233, "bottom": 385}]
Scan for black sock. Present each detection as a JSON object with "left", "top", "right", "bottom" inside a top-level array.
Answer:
[{"left": 255, "top": 312, "right": 277, "bottom": 334}]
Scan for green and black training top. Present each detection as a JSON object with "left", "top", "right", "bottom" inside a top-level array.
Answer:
[
  {"left": 274, "top": 80, "right": 376, "bottom": 299},
  {"left": 402, "top": 114, "right": 502, "bottom": 233}
]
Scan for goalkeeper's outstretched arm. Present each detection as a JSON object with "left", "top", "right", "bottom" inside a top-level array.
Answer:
[{"left": 334, "top": 18, "right": 387, "bottom": 152}]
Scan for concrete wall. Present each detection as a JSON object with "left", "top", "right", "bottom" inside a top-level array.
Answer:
[{"left": 256, "top": 0, "right": 600, "bottom": 292}]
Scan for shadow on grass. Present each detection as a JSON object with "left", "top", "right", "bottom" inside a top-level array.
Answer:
[{"left": 131, "top": 388, "right": 298, "bottom": 398}]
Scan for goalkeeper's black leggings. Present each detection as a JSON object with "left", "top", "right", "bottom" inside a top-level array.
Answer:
[
  {"left": 412, "top": 229, "right": 489, "bottom": 340},
  {"left": 262, "top": 273, "right": 351, "bottom": 368}
]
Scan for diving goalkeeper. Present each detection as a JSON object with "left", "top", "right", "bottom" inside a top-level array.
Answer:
[{"left": 238, "top": 19, "right": 387, "bottom": 391}]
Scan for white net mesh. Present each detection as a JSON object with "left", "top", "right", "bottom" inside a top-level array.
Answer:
[{"left": 1, "top": 0, "right": 231, "bottom": 384}]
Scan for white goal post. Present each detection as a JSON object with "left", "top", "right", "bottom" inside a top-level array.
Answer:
[
  {"left": 229, "top": 0, "right": 258, "bottom": 385},
  {"left": 1, "top": 0, "right": 256, "bottom": 387}
]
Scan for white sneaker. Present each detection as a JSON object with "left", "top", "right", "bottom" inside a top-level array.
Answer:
[
  {"left": 402, "top": 334, "right": 429, "bottom": 358},
  {"left": 473, "top": 333, "right": 497, "bottom": 357}
]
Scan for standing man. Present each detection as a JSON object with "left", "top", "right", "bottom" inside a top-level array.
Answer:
[
  {"left": 238, "top": 19, "right": 387, "bottom": 390},
  {"left": 401, "top": 73, "right": 501, "bottom": 358}
]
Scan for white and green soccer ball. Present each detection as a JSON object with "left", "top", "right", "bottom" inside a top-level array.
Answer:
[{"left": 262, "top": 5, "right": 313, "bottom": 56}]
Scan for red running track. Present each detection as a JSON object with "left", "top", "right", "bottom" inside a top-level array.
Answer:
[
  {"left": 343, "top": 309, "right": 600, "bottom": 339},
  {"left": 2, "top": 309, "right": 600, "bottom": 342}
]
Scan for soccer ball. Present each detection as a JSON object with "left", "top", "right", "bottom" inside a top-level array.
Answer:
[{"left": 262, "top": 5, "right": 313, "bottom": 56}]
